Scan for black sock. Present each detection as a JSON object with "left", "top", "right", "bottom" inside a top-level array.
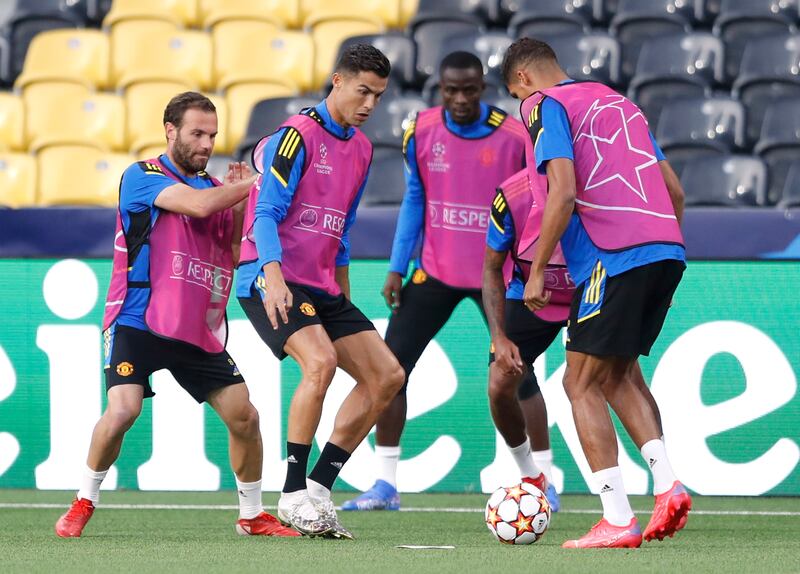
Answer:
[
  {"left": 283, "top": 442, "right": 311, "bottom": 493},
  {"left": 308, "top": 442, "right": 351, "bottom": 491}
]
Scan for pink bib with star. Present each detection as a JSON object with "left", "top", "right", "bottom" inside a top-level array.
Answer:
[{"left": 524, "top": 82, "right": 683, "bottom": 251}]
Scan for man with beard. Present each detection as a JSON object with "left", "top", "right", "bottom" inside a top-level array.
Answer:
[{"left": 55, "top": 92, "right": 299, "bottom": 539}]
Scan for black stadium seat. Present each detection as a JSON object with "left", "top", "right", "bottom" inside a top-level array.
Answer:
[
  {"left": 680, "top": 155, "right": 769, "bottom": 207},
  {"left": 755, "top": 98, "right": 800, "bottom": 204},
  {"left": 235, "top": 96, "right": 318, "bottom": 166},
  {"left": 1, "top": 15, "right": 78, "bottom": 85},
  {"left": 733, "top": 34, "right": 800, "bottom": 147},
  {"left": 440, "top": 30, "right": 512, "bottom": 79},
  {"left": 507, "top": 0, "right": 591, "bottom": 41},
  {"left": 778, "top": 161, "right": 800, "bottom": 208},
  {"left": 410, "top": 0, "right": 492, "bottom": 27},
  {"left": 713, "top": 0, "right": 799, "bottom": 81},
  {"left": 548, "top": 32, "right": 621, "bottom": 87},
  {"left": 411, "top": 18, "right": 484, "bottom": 84},
  {"left": 362, "top": 145, "right": 406, "bottom": 206},
  {"left": 359, "top": 93, "right": 427, "bottom": 147},
  {"left": 337, "top": 34, "right": 417, "bottom": 88}
]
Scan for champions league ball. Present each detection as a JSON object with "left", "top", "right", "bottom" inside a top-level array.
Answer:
[{"left": 485, "top": 482, "right": 551, "bottom": 545}]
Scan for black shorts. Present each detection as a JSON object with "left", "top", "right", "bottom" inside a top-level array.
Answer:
[
  {"left": 238, "top": 282, "right": 375, "bottom": 360},
  {"left": 566, "top": 259, "right": 684, "bottom": 357},
  {"left": 103, "top": 324, "right": 244, "bottom": 403},
  {"left": 385, "top": 269, "right": 482, "bottom": 390},
  {"left": 488, "top": 300, "right": 565, "bottom": 399}
]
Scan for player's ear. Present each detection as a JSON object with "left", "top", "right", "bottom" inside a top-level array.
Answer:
[
  {"left": 331, "top": 72, "right": 343, "bottom": 90},
  {"left": 165, "top": 121, "right": 177, "bottom": 142}
]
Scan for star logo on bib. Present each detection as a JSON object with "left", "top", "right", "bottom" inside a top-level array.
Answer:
[{"left": 574, "top": 95, "right": 657, "bottom": 203}]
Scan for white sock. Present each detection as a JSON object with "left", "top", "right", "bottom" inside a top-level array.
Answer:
[
  {"left": 77, "top": 465, "right": 108, "bottom": 505},
  {"left": 306, "top": 478, "right": 331, "bottom": 501},
  {"left": 235, "top": 477, "right": 263, "bottom": 519},
  {"left": 508, "top": 439, "right": 542, "bottom": 480},
  {"left": 374, "top": 445, "right": 401, "bottom": 488},
  {"left": 593, "top": 466, "right": 634, "bottom": 527},
  {"left": 640, "top": 439, "right": 677, "bottom": 495},
  {"left": 531, "top": 449, "right": 554, "bottom": 485}
]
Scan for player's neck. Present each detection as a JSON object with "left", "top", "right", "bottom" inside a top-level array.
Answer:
[{"left": 325, "top": 96, "right": 351, "bottom": 130}]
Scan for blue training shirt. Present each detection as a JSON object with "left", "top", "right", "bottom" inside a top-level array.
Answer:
[
  {"left": 534, "top": 80, "right": 685, "bottom": 287},
  {"left": 236, "top": 100, "right": 368, "bottom": 298},
  {"left": 486, "top": 205, "right": 525, "bottom": 300},
  {"left": 389, "top": 102, "right": 505, "bottom": 278},
  {"left": 115, "top": 154, "right": 217, "bottom": 330}
]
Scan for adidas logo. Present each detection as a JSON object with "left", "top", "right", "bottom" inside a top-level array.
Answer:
[
  {"left": 331, "top": 461, "right": 343, "bottom": 470},
  {"left": 238, "top": 490, "right": 245, "bottom": 496},
  {"left": 600, "top": 484, "right": 613, "bottom": 494},
  {"left": 287, "top": 455, "right": 298, "bottom": 464},
  {"left": 649, "top": 458, "right": 657, "bottom": 468}
]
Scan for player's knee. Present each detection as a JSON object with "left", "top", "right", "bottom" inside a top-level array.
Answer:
[
  {"left": 301, "top": 351, "right": 337, "bottom": 393},
  {"left": 228, "top": 404, "right": 260, "bottom": 440},
  {"left": 488, "top": 374, "right": 517, "bottom": 403},
  {"left": 104, "top": 403, "right": 141, "bottom": 433},
  {"left": 375, "top": 363, "right": 405, "bottom": 406}
]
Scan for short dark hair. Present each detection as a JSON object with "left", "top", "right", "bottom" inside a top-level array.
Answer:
[
  {"left": 163, "top": 91, "right": 216, "bottom": 128},
  {"left": 440, "top": 51, "right": 483, "bottom": 76},
  {"left": 334, "top": 43, "right": 391, "bottom": 78},
  {"left": 501, "top": 38, "right": 558, "bottom": 83}
]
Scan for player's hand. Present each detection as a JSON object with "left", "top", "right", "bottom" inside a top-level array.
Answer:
[
  {"left": 224, "top": 161, "right": 253, "bottom": 185},
  {"left": 262, "top": 264, "right": 293, "bottom": 330},
  {"left": 382, "top": 272, "right": 403, "bottom": 312},
  {"left": 523, "top": 269, "right": 551, "bottom": 312},
  {"left": 493, "top": 336, "right": 524, "bottom": 376}
]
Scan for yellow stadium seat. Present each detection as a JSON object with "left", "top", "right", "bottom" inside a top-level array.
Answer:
[
  {"left": 37, "top": 146, "right": 134, "bottom": 207},
  {"left": 15, "top": 30, "right": 110, "bottom": 90},
  {"left": 204, "top": 93, "right": 229, "bottom": 154},
  {"left": 137, "top": 145, "right": 166, "bottom": 161},
  {"left": 199, "top": 0, "right": 301, "bottom": 28},
  {"left": 0, "top": 153, "right": 37, "bottom": 208},
  {"left": 302, "top": 0, "right": 397, "bottom": 28},
  {"left": 212, "top": 21, "right": 313, "bottom": 92},
  {"left": 311, "top": 19, "right": 383, "bottom": 90},
  {"left": 23, "top": 83, "right": 125, "bottom": 152},
  {"left": 0, "top": 93, "right": 24, "bottom": 151},
  {"left": 111, "top": 21, "right": 212, "bottom": 90},
  {"left": 226, "top": 82, "right": 297, "bottom": 152},
  {"left": 104, "top": 0, "right": 199, "bottom": 27},
  {"left": 125, "top": 81, "right": 192, "bottom": 152},
  {"left": 399, "top": 0, "right": 418, "bottom": 28}
]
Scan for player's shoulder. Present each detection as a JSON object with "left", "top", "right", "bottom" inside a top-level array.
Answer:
[
  {"left": 121, "top": 159, "right": 169, "bottom": 186},
  {"left": 402, "top": 116, "right": 417, "bottom": 155}
]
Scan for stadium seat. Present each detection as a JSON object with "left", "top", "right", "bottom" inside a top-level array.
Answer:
[
  {"left": 399, "top": 0, "right": 419, "bottom": 28},
  {"left": 337, "top": 34, "right": 417, "bottom": 87},
  {"left": 755, "top": 98, "right": 800, "bottom": 205},
  {"left": 0, "top": 0, "right": 90, "bottom": 27},
  {"left": 713, "top": 0, "right": 799, "bottom": 81},
  {"left": 89, "top": 0, "right": 113, "bottom": 25},
  {"left": 310, "top": 18, "right": 384, "bottom": 91},
  {"left": 359, "top": 93, "right": 426, "bottom": 147},
  {"left": 507, "top": 0, "right": 593, "bottom": 40},
  {"left": 1, "top": 13, "right": 78, "bottom": 85},
  {"left": 362, "top": 145, "right": 405, "bottom": 206},
  {"left": 548, "top": 32, "right": 621, "bottom": 87},
  {"left": 679, "top": 155, "right": 769, "bottom": 207},
  {"left": 628, "top": 33, "right": 722, "bottom": 128},
  {"left": 15, "top": 29, "right": 109, "bottom": 90},
  {"left": 137, "top": 144, "right": 165, "bottom": 161},
  {"left": 439, "top": 31, "right": 512, "bottom": 79},
  {"left": 204, "top": 154, "right": 235, "bottom": 182},
  {"left": 656, "top": 96, "right": 745, "bottom": 175},
  {"left": 125, "top": 81, "right": 193, "bottom": 152},
  {"left": 422, "top": 73, "right": 504, "bottom": 106},
  {"left": 778, "top": 161, "right": 800, "bottom": 208},
  {"left": 37, "top": 145, "right": 134, "bottom": 207},
  {"left": 212, "top": 22, "right": 313, "bottom": 92},
  {"left": 411, "top": 18, "right": 483, "bottom": 82},
  {"left": 24, "top": 83, "right": 125, "bottom": 151},
  {"left": 609, "top": 0, "right": 693, "bottom": 83},
  {"left": 733, "top": 35, "right": 800, "bottom": 147},
  {"left": 110, "top": 21, "right": 213, "bottom": 90},
  {"left": 235, "top": 96, "right": 318, "bottom": 165},
  {"left": 204, "top": 93, "right": 229, "bottom": 155},
  {"left": 199, "top": 0, "right": 301, "bottom": 28},
  {"left": 410, "top": 0, "right": 491, "bottom": 26},
  {"left": 0, "top": 152, "right": 36, "bottom": 208},
  {"left": 103, "top": 0, "right": 199, "bottom": 27},
  {"left": 0, "top": 92, "right": 24, "bottom": 151},
  {"left": 226, "top": 83, "right": 298, "bottom": 157},
  {"left": 301, "top": 0, "right": 399, "bottom": 28}
]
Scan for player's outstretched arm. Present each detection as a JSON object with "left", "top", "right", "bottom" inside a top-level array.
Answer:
[
  {"left": 658, "top": 159, "right": 685, "bottom": 226},
  {"left": 154, "top": 172, "right": 256, "bottom": 219},
  {"left": 483, "top": 246, "right": 524, "bottom": 376}
]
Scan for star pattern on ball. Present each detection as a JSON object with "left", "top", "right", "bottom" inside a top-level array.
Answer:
[
  {"left": 486, "top": 506, "right": 502, "bottom": 530},
  {"left": 504, "top": 484, "right": 528, "bottom": 503},
  {"left": 511, "top": 512, "right": 535, "bottom": 537},
  {"left": 574, "top": 95, "right": 657, "bottom": 204}
]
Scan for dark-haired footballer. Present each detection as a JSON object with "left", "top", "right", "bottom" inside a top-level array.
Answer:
[
  {"left": 343, "top": 51, "right": 560, "bottom": 513},
  {"left": 236, "top": 44, "right": 405, "bottom": 539}
]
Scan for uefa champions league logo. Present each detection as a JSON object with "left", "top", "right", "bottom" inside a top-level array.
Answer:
[
  {"left": 432, "top": 142, "right": 445, "bottom": 157},
  {"left": 428, "top": 142, "right": 450, "bottom": 173},
  {"left": 171, "top": 254, "right": 184, "bottom": 276},
  {"left": 319, "top": 143, "right": 328, "bottom": 163}
]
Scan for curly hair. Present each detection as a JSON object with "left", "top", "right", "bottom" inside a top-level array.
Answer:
[{"left": 501, "top": 38, "right": 558, "bottom": 84}]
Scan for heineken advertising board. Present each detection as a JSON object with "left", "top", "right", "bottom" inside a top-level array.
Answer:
[{"left": 0, "top": 259, "right": 797, "bottom": 495}]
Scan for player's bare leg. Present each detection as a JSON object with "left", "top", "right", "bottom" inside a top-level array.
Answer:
[{"left": 55, "top": 385, "right": 143, "bottom": 537}]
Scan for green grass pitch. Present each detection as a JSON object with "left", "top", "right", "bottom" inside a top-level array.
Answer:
[{"left": 1, "top": 490, "right": 798, "bottom": 573}]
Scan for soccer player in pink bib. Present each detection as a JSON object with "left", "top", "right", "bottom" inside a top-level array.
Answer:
[
  {"left": 55, "top": 92, "right": 299, "bottom": 539},
  {"left": 502, "top": 38, "right": 691, "bottom": 549},
  {"left": 237, "top": 45, "right": 405, "bottom": 539}
]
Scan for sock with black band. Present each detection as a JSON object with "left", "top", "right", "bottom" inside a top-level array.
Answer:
[
  {"left": 283, "top": 442, "right": 311, "bottom": 493},
  {"left": 308, "top": 442, "right": 351, "bottom": 492}
]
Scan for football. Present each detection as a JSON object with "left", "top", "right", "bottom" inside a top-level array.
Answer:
[{"left": 485, "top": 482, "right": 551, "bottom": 545}]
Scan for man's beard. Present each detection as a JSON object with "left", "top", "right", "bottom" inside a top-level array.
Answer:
[{"left": 173, "top": 136, "right": 208, "bottom": 174}]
